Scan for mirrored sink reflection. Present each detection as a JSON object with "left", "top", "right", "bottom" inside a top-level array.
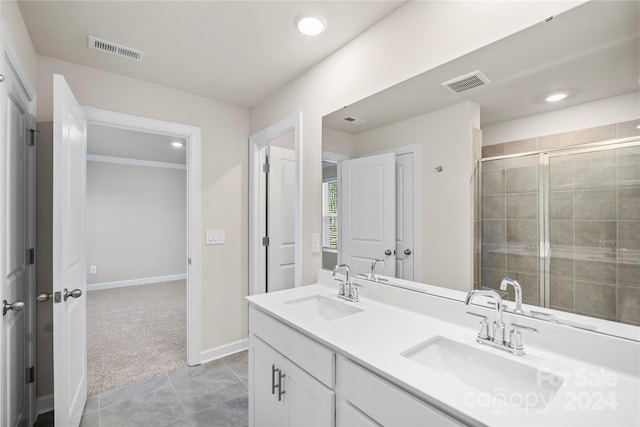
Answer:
[
  {"left": 285, "top": 295, "right": 363, "bottom": 321},
  {"left": 402, "top": 336, "right": 564, "bottom": 410}
]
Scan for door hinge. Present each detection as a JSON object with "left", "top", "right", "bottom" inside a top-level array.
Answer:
[
  {"left": 263, "top": 162, "right": 270, "bottom": 173},
  {"left": 27, "top": 366, "right": 34, "bottom": 384},
  {"left": 29, "top": 129, "right": 39, "bottom": 147},
  {"left": 188, "top": 258, "right": 192, "bottom": 265},
  {"left": 262, "top": 236, "right": 270, "bottom": 247},
  {"left": 27, "top": 248, "right": 35, "bottom": 265}
]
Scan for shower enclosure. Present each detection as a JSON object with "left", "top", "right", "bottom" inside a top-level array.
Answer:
[{"left": 480, "top": 138, "right": 640, "bottom": 326}]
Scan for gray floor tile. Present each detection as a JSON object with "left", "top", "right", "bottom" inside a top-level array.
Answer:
[
  {"left": 223, "top": 352, "right": 248, "bottom": 387},
  {"left": 168, "top": 359, "right": 227, "bottom": 383},
  {"left": 188, "top": 393, "right": 248, "bottom": 427},
  {"left": 83, "top": 394, "right": 100, "bottom": 415},
  {"left": 99, "top": 373, "right": 172, "bottom": 409},
  {"left": 79, "top": 410, "right": 100, "bottom": 427},
  {"left": 100, "top": 387, "right": 185, "bottom": 427},
  {"left": 162, "top": 418, "right": 191, "bottom": 427},
  {"left": 171, "top": 364, "right": 247, "bottom": 415}
]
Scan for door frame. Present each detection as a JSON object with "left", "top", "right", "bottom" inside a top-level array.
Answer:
[
  {"left": 83, "top": 107, "right": 202, "bottom": 365},
  {"left": 322, "top": 151, "right": 348, "bottom": 265},
  {"left": 366, "top": 143, "right": 422, "bottom": 282},
  {"left": 0, "top": 24, "right": 38, "bottom": 426},
  {"left": 249, "top": 113, "right": 302, "bottom": 295}
]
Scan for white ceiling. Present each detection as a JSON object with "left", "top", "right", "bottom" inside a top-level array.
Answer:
[
  {"left": 88, "top": 124, "right": 187, "bottom": 164},
  {"left": 19, "top": 0, "right": 405, "bottom": 107},
  {"left": 323, "top": 1, "right": 640, "bottom": 134}
]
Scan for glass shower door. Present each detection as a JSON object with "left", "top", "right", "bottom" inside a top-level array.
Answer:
[
  {"left": 481, "top": 154, "right": 541, "bottom": 305},
  {"left": 547, "top": 145, "right": 640, "bottom": 325}
]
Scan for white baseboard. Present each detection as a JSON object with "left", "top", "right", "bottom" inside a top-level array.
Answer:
[
  {"left": 199, "top": 338, "right": 248, "bottom": 365},
  {"left": 36, "top": 394, "right": 54, "bottom": 415},
  {"left": 87, "top": 274, "right": 187, "bottom": 292}
]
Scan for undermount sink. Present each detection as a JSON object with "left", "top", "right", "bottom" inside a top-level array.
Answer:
[
  {"left": 285, "top": 294, "right": 363, "bottom": 321},
  {"left": 402, "top": 336, "right": 563, "bottom": 410}
]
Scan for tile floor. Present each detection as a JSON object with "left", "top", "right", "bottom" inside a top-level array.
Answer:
[{"left": 78, "top": 350, "right": 248, "bottom": 427}]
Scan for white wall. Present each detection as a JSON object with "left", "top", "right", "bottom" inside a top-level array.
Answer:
[
  {"left": 86, "top": 161, "right": 186, "bottom": 286},
  {"left": 353, "top": 102, "right": 480, "bottom": 291},
  {"left": 322, "top": 127, "right": 356, "bottom": 159},
  {"left": 250, "top": 1, "right": 585, "bottom": 286},
  {"left": 483, "top": 91, "right": 640, "bottom": 145},
  {"left": 35, "top": 54, "right": 250, "bottom": 397}
]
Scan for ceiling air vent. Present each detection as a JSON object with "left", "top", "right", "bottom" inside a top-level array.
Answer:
[
  {"left": 343, "top": 116, "right": 367, "bottom": 125},
  {"left": 441, "top": 70, "right": 491, "bottom": 94},
  {"left": 88, "top": 36, "right": 145, "bottom": 62}
]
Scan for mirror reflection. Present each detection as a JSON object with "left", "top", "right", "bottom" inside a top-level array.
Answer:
[{"left": 321, "top": 1, "right": 640, "bottom": 329}]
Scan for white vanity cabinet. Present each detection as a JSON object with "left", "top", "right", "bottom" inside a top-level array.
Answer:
[
  {"left": 249, "top": 306, "right": 335, "bottom": 427},
  {"left": 336, "top": 357, "right": 463, "bottom": 427},
  {"left": 249, "top": 305, "right": 465, "bottom": 427}
]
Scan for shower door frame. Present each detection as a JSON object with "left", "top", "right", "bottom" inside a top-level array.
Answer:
[{"left": 480, "top": 135, "right": 640, "bottom": 311}]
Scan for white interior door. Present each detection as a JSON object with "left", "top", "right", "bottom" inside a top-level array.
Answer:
[
  {"left": 395, "top": 153, "right": 414, "bottom": 281},
  {"left": 1, "top": 53, "right": 36, "bottom": 427},
  {"left": 340, "top": 153, "right": 396, "bottom": 277},
  {"left": 267, "top": 146, "right": 296, "bottom": 292},
  {"left": 53, "top": 74, "right": 88, "bottom": 427}
]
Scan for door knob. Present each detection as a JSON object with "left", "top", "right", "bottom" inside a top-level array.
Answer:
[
  {"left": 63, "top": 288, "right": 82, "bottom": 302},
  {"left": 384, "top": 249, "right": 392, "bottom": 256},
  {"left": 3, "top": 300, "right": 25, "bottom": 316},
  {"left": 404, "top": 249, "right": 412, "bottom": 255},
  {"left": 37, "top": 292, "right": 53, "bottom": 302}
]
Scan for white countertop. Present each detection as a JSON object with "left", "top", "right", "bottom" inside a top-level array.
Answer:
[{"left": 247, "top": 279, "right": 640, "bottom": 427}]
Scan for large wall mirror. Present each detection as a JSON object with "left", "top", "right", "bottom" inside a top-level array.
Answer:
[{"left": 321, "top": 1, "right": 639, "bottom": 333}]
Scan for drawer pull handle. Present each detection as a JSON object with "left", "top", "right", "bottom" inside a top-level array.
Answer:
[
  {"left": 277, "top": 371, "right": 286, "bottom": 401},
  {"left": 271, "top": 364, "right": 279, "bottom": 395}
]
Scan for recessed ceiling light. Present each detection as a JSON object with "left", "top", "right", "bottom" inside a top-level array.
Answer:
[
  {"left": 635, "top": 123, "right": 640, "bottom": 130},
  {"left": 296, "top": 15, "right": 326, "bottom": 36},
  {"left": 171, "top": 141, "right": 184, "bottom": 148},
  {"left": 545, "top": 92, "right": 568, "bottom": 103}
]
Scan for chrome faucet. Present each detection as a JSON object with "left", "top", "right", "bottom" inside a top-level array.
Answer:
[
  {"left": 500, "top": 278, "right": 524, "bottom": 314},
  {"left": 465, "top": 290, "right": 506, "bottom": 344},
  {"left": 369, "top": 259, "right": 386, "bottom": 281},
  {"left": 333, "top": 264, "right": 359, "bottom": 302},
  {"left": 465, "top": 289, "right": 537, "bottom": 356}
]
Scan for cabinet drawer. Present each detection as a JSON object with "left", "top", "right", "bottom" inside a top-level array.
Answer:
[
  {"left": 250, "top": 306, "right": 335, "bottom": 388},
  {"left": 337, "top": 357, "right": 463, "bottom": 426}
]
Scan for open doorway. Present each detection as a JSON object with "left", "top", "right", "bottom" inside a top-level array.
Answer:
[{"left": 85, "top": 123, "right": 188, "bottom": 395}]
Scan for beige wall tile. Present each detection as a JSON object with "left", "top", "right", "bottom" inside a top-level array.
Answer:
[
  {"left": 505, "top": 138, "right": 537, "bottom": 155},
  {"left": 574, "top": 124, "right": 616, "bottom": 144},
  {"left": 550, "top": 276, "right": 574, "bottom": 310},
  {"left": 618, "top": 221, "right": 640, "bottom": 251},
  {"left": 574, "top": 259, "right": 617, "bottom": 285},
  {"left": 539, "top": 131, "right": 575, "bottom": 150},
  {"left": 575, "top": 280, "right": 617, "bottom": 318},
  {"left": 618, "top": 262, "right": 640, "bottom": 287},
  {"left": 618, "top": 286, "right": 640, "bottom": 324},
  {"left": 506, "top": 193, "right": 538, "bottom": 219},
  {"left": 482, "top": 143, "right": 505, "bottom": 158},
  {"left": 616, "top": 120, "right": 640, "bottom": 139},
  {"left": 618, "top": 187, "right": 640, "bottom": 220},
  {"left": 574, "top": 189, "right": 617, "bottom": 220}
]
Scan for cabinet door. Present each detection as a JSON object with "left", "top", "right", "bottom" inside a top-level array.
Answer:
[
  {"left": 250, "top": 336, "right": 285, "bottom": 427},
  {"left": 283, "top": 357, "right": 335, "bottom": 427},
  {"left": 337, "top": 401, "right": 381, "bottom": 427}
]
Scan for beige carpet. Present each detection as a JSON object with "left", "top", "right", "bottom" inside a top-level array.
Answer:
[{"left": 87, "top": 280, "right": 187, "bottom": 395}]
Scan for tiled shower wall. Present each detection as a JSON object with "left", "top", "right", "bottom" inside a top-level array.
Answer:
[{"left": 478, "top": 120, "right": 640, "bottom": 326}]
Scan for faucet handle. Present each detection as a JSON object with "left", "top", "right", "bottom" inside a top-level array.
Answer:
[
  {"left": 508, "top": 323, "right": 538, "bottom": 352},
  {"left": 466, "top": 311, "right": 490, "bottom": 340}
]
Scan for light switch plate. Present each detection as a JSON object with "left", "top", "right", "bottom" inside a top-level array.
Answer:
[
  {"left": 206, "top": 229, "right": 225, "bottom": 245},
  {"left": 312, "top": 232, "right": 321, "bottom": 253},
  {"left": 89, "top": 265, "right": 97, "bottom": 274}
]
